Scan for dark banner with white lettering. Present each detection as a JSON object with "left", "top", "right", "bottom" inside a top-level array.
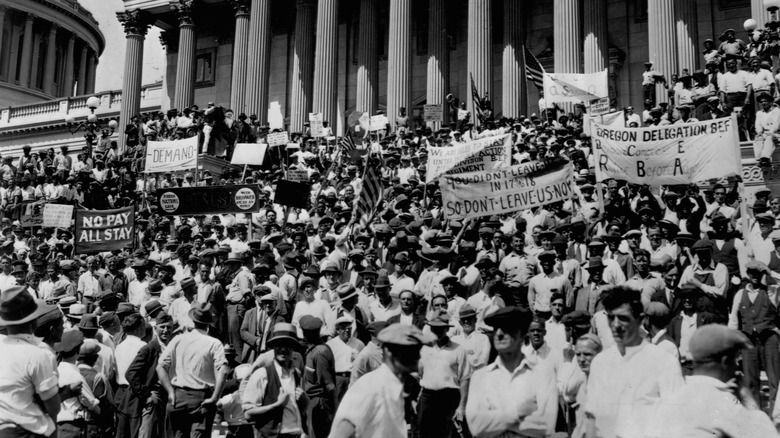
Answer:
[
  {"left": 156, "top": 184, "right": 262, "bottom": 216},
  {"left": 75, "top": 206, "right": 135, "bottom": 254}
]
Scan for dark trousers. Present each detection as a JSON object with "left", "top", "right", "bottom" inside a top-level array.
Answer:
[
  {"left": 743, "top": 330, "right": 780, "bottom": 412},
  {"left": 335, "top": 374, "right": 350, "bottom": 404},
  {"left": 643, "top": 83, "right": 656, "bottom": 106},
  {"left": 58, "top": 421, "right": 85, "bottom": 438},
  {"left": 306, "top": 396, "right": 334, "bottom": 438},
  {"left": 0, "top": 426, "right": 47, "bottom": 438},
  {"left": 115, "top": 386, "right": 141, "bottom": 438},
  {"left": 167, "top": 388, "right": 216, "bottom": 438},
  {"left": 227, "top": 302, "right": 246, "bottom": 356},
  {"left": 418, "top": 388, "right": 460, "bottom": 438}
]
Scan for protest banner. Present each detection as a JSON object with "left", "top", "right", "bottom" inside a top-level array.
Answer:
[
  {"left": 286, "top": 169, "right": 309, "bottom": 183},
  {"left": 592, "top": 116, "right": 741, "bottom": 185},
  {"left": 157, "top": 184, "right": 262, "bottom": 216},
  {"left": 589, "top": 97, "right": 610, "bottom": 116},
  {"left": 20, "top": 201, "right": 44, "bottom": 227},
  {"left": 424, "top": 104, "right": 443, "bottom": 122},
  {"left": 145, "top": 136, "right": 198, "bottom": 173},
  {"left": 274, "top": 180, "right": 309, "bottom": 208},
  {"left": 231, "top": 143, "right": 268, "bottom": 166},
  {"left": 369, "top": 115, "right": 388, "bottom": 131},
  {"left": 583, "top": 110, "right": 624, "bottom": 136},
  {"left": 75, "top": 206, "right": 135, "bottom": 254},
  {"left": 543, "top": 69, "right": 609, "bottom": 103},
  {"left": 440, "top": 161, "right": 574, "bottom": 220},
  {"left": 267, "top": 131, "right": 290, "bottom": 147},
  {"left": 309, "top": 112, "right": 324, "bottom": 137},
  {"left": 43, "top": 204, "right": 74, "bottom": 228},
  {"left": 426, "top": 134, "right": 512, "bottom": 182}
]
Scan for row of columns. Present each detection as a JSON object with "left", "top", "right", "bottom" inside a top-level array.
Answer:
[{"left": 0, "top": 7, "right": 98, "bottom": 98}]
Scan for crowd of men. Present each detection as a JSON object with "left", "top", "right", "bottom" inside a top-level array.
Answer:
[{"left": 7, "top": 17, "right": 780, "bottom": 438}]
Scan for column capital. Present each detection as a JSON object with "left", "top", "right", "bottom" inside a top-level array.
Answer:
[
  {"left": 171, "top": 0, "right": 196, "bottom": 26},
  {"left": 117, "top": 9, "right": 151, "bottom": 37},
  {"left": 227, "top": 0, "right": 250, "bottom": 16},
  {"left": 24, "top": 13, "right": 37, "bottom": 24},
  {"left": 49, "top": 23, "right": 59, "bottom": 34}
]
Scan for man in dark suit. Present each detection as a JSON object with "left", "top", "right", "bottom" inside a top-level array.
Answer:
[
  {"left": 240, "top": 286, "right": 285, "bottom": 363},
  {"left": 667, "top": 285, "right": 714, "bottom": 375},
  {"left": 388, "top": 290, "right": 426, "bottom": 329},
  {"left": 650, "top": 264, "right": 683, "bottom": 316},
  {"left": 126, "top": 313, "right": 173, "bottom": 438},
  {"left": 332, "top": 283, "right": 370, "bottom": 344}
]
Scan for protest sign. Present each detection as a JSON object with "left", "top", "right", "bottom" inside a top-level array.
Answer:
[
  {"left": 75, "top": 206, "right": 135, "bottom": 254},
  {"left": 426, "top": 134, "right": 512, "bottom": 182},
  {"left": 157, "top": 184, "right": 262, "bottom": 216},
  {"left": 274, "top": 180, "right": 309, "bottom": 208},
  {"left": 440, "top": 161, "right": 574, "bottom": 220},
  {"left": 543, "top": 70, "right": 609, "bottom": 103},
  {"left": 310, "top": 112, "right": 324, "bottom": 137},
  {"left": 592, "top": 116, "right": 741, "bottom": 185},
  {"left": 424, "top": 104, "right": 443, "bottom": 122},
  {"left": 231, "top": 143, "right": 268, "bottom": 166},
  {"left": 43, "top": 204, "right": 74, "bottom": 228},
  {"left": 286, "top": 169, "right": 310, "bottom": 183},
  {"left": 583, "top": 110, "right": 624, "bottom": 136},
  {"left": 20, "top": 201, "right": 44, "bottom": 227},
  {"left": 369, "top": 115, "right": 388, "bottom": 131},
  {"left": 145, "top": 136, "right": 198, "bottom": 173},
  {"left": 267, "top": 131, "right": 289, "bottom": 147},
  {"left": 589, "top": 97, "right": 610, "bottom": 116}
]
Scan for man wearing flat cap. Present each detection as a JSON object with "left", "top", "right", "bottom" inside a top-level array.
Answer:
[
  {"left": 727, "top": 260, "right": 780, "bottom": 407},
  {"left": 651, "top": 325, "right": 775, "bottom": 437},
  {"left": 331, "top": 323, "right": 435, "bottom": 438},
  {"left": 466, "top": 306, "right": 557, "bottom": 437}
]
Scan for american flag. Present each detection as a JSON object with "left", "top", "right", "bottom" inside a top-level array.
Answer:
[
  {"left": 354, "top": 161, "right": 383, "bottom": 229},
  {"left": 523, "top": 46, "right": 545, "bottom": 90},
  {"left": 471, "top": 73, "right": 485, "bottom": 122},
  {"left": 339, "top": 129, "right": 356, "bottom": 153}
]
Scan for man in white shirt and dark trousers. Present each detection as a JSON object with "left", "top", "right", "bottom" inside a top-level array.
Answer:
[
  {"left": 157, "top": 302, "right": 228, "bottom": 438},
  {"left": 754, "top": 91, "right": 780, "bottom": 167},
  {"left": 326, "top": 315, "right": 365, "bottom": 403},
  {"left": 114, "top": 313, "right": 148, "bottom": 438}
]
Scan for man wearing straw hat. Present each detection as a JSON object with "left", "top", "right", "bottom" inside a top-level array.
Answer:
[
  {"left": 243, "top": 322, "right": 308, "bottom": 438},
  {"left": 0, "top": 286, "right": 62, "bottom": 437}
]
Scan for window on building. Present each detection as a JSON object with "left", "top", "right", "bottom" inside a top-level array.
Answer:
[{"left": 195, "top": 49, "right": 216, "bottom": 87}]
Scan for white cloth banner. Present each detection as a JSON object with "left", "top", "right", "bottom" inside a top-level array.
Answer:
[
  {"left": 440, "top": 161, "right": 574, "bottom": 220},
  {"left": 145, "top": 136, "right": 198, "bottom": 173},
  {"left": 583, "top": 111, "right": 625, "bottom": 136},
  {"left": 543, "top": 70, "right": 609, "bottom": 103},
  {"left": 426, "top": 134, "right": 512, "bottom": 182},
  {"left": 592, "top": 116, "right": 741, "bottom": 185}
]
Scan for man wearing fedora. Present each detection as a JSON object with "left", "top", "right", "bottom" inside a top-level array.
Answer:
[
  {"left": 226, "top": 253, "right": 255, "bottom": 355},
  {"left": 158, "top": 302, "right": 228, "bottom": 438},
  {"left": 115, "top": 313, "right": 148, "bottom": 438},
  {"left": 331, "top": 283, "right": 370, "bottom": 345},
  {"left": 78, "top": 314, "right": 116, "bottom": 382},
  {"left": 326, "top": 315, "right": 365, "bottom": 403},
  {"left": 368, "top": 272, "right": 401, "bottom": 322},
  {"left": 127, "top": 259, "right": 150, "bottom": 308},
  {"left": 331, "top": 323, "right": 435, "bottom": 438},
  {"left": 451, "top": 304, "right": 491, "bottom": 370},
  {"left": 243, "top": 322, "right": 308, "bottom": 438},
  {"left": 0, "top": 286, "right": 62, "bottom": 437},
  {"left": 169, "top": 277, "right": 199, "bottom": 331},
  {"left": 54, "top": 330, "right": 101, "bottom": 438},
  {"left": 241, "top": 286, "right": 285, "bottom": 363}
]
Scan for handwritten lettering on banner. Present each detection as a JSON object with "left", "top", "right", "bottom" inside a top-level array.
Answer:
[
  {"left": 543, "top": 70, "right": 609, "bottom": 103},
  {"left": 43, "top": 204, "right": 74, "bottom": 228},
  {"left": 75, "top": 206, "right": 135, "bottom": 254},
  {"left": 592, "top": 117, "right": 741, "bottom": 185},
  {"left": 145, "top": 136, "right": 198, "bottom": 173},
  {"left": 309, "top": 113, "right": 324, "bottom": 137},
  {"left": 440, "top": 161, "right": 574, "bottom": 220},
  {"left": 426, "top": 134, "right": 512, "bottom": 182},
  {"left": 267, "top": 131, "right": 290, "bottom": 147}
]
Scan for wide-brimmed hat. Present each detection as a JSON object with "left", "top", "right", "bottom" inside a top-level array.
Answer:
[
  {"left": 147, "top": 279, "right": 164, "bottom": 295},
  {"left": 0, "top": 286, "right": 48, "bottom": 326},
  {"left": 144, "top": 300, "right": 164, "bottom": 317},
  {"left": 374, "top": 273, "right": 391, "bottom": 289},
  {"left": 321, "top": 261, "right": 341, "bottom": 275},
  {"left": 267, "top": 322, "right": 301, "bottom": 348},
  {"left": 189, "top": 302, "right": 214, "bottom": 325},
  {"left": 77, "top": 313, "right": 100, "bottom": 333},
  {"left": 336, "top": 283, "right": 359, "bottom": 301},
  {"left": 225, "top": 253, "right": 244, "bottom": 263}
]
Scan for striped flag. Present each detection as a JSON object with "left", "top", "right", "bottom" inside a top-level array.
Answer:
[
  {"left": 470, "top": 73, "right": 485, "bottom": 123},
  {"left": 354, "top": 162, "right": 383, "bottom": 229},
  {"left": 523, "top": 46, "right": 545, "bottom": 89},
  {"left": 339, "top": 129, "right": 356, "bottom": 153}
]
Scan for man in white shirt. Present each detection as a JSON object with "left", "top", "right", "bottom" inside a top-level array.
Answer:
[
  {"left": 585, "top": 286, "right": 684, "bottom": 438},
  {"left": 754, "top": 91, "right": 780, "bottom": 166},
  {"left": 326, "top": 316, "right": 365, "bottom": 403},
  {"left": 114, "top": 313, "right": 148, "bottom": 438}
]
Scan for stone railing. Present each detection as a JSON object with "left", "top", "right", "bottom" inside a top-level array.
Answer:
[{"left": 0, "top": 83, "right": 162, "bottom": 131}]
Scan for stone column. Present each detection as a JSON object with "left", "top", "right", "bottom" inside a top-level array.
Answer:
[
  {"left": 427, "top": 0, "right": 448, "bottom": 128},
  {"left": 0, "top": 7, "right": 6, "bottom": 79},
  {"left": 244, "top": 0, "right": 271, "bottom": 123},
  {"left": 86, "top": 51, "right": 97, "bottom": 94},
  {"left": 312, "top": 0, "right": 338, "bottom": 125},
  {"left": 752, "top": 0, "right": 768, "bottom": 30},
  {"left": 19, "top": 13, "right": 35, "bottom": 87},
  {"left": 43, "top": 24, "right": 58, "bottom": 95},
  {"left": 648, "top": 0, "right": 677, "bottom": 104},
  {"left": 172, "top": 0, "right": 196, "bottom": 110},
  {"left": 356, "top": 0, "right": 378, "bottom": 116},
  {"left": 387, "top": 0, "right": 411, "bottom": 129},
  {"left": 583, "top": 0, "right": 607, "bottom": 74},
  {"left": 675, "top": 0, "right": 698, "bottom": 73},
  {"left": 29, "top": 32, "right": 42, "bottom": 89},
  {"left": 63, "top": 35, "right": 76, "bottom": 96},
  {"left": 228, "top": 0, "right": 250, "bottom": 114},
  {"left": 468, "top": 0, "right": 491, "bottom": 126},
  {"left": 290, "top": 0, "right": 316, "bottom": 132},
  {"left": 117, "top": 10, "right": 149, "bottom": 152},
  {"left": 554, "top": 0, "right": 581, "bottom": 76},
  {"left": 502, "top": 0, "right": 523, "bottom": 119},
  {"left": 77, "top": 44, "right": 87, "bottom": 95}
]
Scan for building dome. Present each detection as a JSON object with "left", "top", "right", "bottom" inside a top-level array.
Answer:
[{"left": 0, "top": 0, "right": 105, "bottom": 107}]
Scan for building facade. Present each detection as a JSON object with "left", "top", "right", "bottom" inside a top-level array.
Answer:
[{"left": 0, "top": 0, "right": 105, "bottom": 107}]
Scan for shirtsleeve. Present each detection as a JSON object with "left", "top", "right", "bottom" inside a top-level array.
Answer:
[
  {"left": 241, "top": 367, "right": 268, "bottom": 410},
  {"left": 30, "top": 351, "right": 59, "bottom": 400},
  {"left": 212, "top": 340, "right": 228, "bottom": 371}
]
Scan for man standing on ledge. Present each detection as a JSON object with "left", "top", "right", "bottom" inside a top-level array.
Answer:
[{"left": 157, "top": 302, "right": 227, "bottom": 438}]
